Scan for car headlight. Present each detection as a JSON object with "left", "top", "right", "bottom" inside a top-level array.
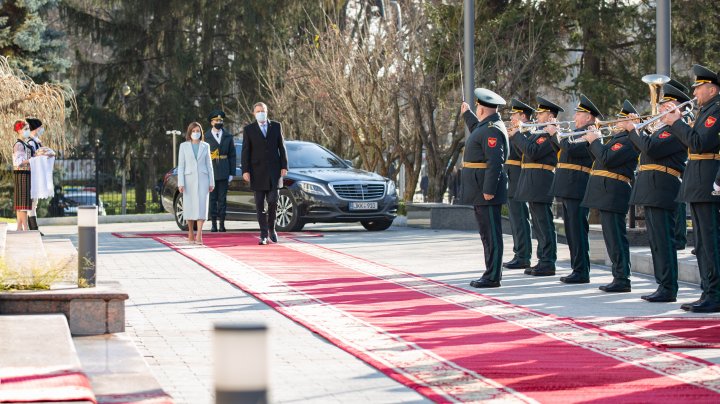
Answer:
[
  {"left": 387, "top": 180, "right": 397, "bottom": 195},
  {"left": 299, "top": 181, "right": 330, "bottom": 196}
]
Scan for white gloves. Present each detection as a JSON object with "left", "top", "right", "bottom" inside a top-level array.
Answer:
[
  {"left": 228, "top": 176, "right": 233, "bottom": 182},
  {"left": 714, "top": 182, "right": 720, "bottom": 192}
]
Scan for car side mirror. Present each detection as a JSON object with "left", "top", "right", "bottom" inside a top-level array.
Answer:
[{"left": 344, "top": 159, "right": 353, "bottom": 168}]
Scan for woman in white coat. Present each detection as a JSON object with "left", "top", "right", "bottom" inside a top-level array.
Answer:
[{"left": 178, "top": 122, "right": 214, "bottom": 243}]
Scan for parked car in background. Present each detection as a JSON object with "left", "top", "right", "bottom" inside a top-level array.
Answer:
[
  {"left": 64, "top": 189, "right": 107, "bottom": 216},
  {"left": 162, "top": 140, "right": 399, "bottom": 232}
]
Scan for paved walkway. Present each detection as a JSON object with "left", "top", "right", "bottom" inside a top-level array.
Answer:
[{"left": 42, "top": 220, "right": 720, "bottom": 403}]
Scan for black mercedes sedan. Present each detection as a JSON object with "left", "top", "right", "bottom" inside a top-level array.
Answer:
[{"left": 161, "top": 140, "right": 399, "bottom": 232}]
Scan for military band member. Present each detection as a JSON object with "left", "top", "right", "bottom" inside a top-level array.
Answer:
[
  {"left": 206, "top": 109, "right": 237, "bottom": 232},
  {"left": 459, "top": 88, "right": 508, "bottom": 288},
  {"left": 581, "top": 101, "right": 640, "bottom": 292},
  {"left": 668, "top": 78, "right": 692, "bottom": 251},
  {"left": 545, "top": 95, "right": 600, "bottom": 283},
  {"left": 661, "top": 64, "right": 720, "bottom": 313},
  {"left": 509, "top": 97, "right": 562, "bottom": 275},
  {"left": 628, "top": 84, "right": 689, "bottom": 303},
  {"left": 503, "top": 99, "right": 534, "bottom": 270}
]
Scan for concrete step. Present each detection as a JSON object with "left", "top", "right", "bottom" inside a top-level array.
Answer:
[
  {"left": 74, "top": 333, "right": 174, "bottom": 403},
  {"left": 630, "top": 247, "right": 700, "bottom": 284},
  {"left": 2, "top": 230, "right": 48, "bottom": 285},
  {"left": 43, "top": 238, "right": 78, "bottom": 283},
  {"left": 0, "top": 314, "right": 95, "bottom": 403}
]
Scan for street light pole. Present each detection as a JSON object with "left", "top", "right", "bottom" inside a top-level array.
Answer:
[
  {"left": 656, "top": 0, "right": 671, "bottom": 76},
  {"left": 166, "top": 130, "right": 182, "bottom": 167}
]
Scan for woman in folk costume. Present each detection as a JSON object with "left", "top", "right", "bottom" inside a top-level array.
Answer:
[
  {"left": 12, "top": 120, "right": 33, "bottom": 231},
  {"left": 177, "top": 122, "right": 214, "bottom": 244}
]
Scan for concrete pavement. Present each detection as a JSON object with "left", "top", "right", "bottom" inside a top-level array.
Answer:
[{"left": 40, "top": 220, "right": 720, "bottom": 403}]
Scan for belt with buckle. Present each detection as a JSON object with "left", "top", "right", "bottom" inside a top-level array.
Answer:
[
  {"left": 638, "top": 164, "right": 681, "bottom": 178},
  {"left": 463, "top": 162, "right": 488, "bottom": 169},
  {"left": 557, "top": 163, "right": 592, "bottom": 174},
  {"left": 591, "top": 170, "right": 631, "bottom": 184}
]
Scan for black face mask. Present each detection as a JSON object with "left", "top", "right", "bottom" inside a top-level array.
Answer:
[{"left": 213, "top": 123, "right": 224, "bottom": 130}]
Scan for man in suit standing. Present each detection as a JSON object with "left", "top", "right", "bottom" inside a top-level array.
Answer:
[
  {"left": 242, "top": 102, "right": 288, "bottom": 245},
  {"left": 206, "top": 109, "right": 236, "bottom": 232}
]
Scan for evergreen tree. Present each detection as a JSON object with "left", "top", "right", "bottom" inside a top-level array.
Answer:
[{"left": 0, "top": 0, "right": 69, "bottom": 81}]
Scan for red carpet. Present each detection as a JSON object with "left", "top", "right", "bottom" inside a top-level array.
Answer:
[
  {"left": 579, "top": 317, "right": 720, "bottom": 348},
  {"left": 0, "top": 368, "right": 96, "bottom": 403},
  {"left": 127, "top": 232, "right": 720, "bottom": 403}
]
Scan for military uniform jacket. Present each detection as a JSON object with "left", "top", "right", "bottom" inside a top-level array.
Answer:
[
  {"left": 511, "top": 130, "right": 557, "bottom": 203},
  {"left": 206, "top": 128, "right": 237, "bottom": 181},
  {"left": 459, "top": 111, "right": 508, "bottom": 206},
  {"left": 549, "top": 125, "right": 594, "bottom": 200},
  {"left": 629, "top": 127, "right": 687, "bottom": 210},
  {"left": 505, "top": 131, "right": 524, "bottom": 198},
  {"left": 668, "top": 94, "right": 720, "bottom": 203},
  {"left": 581, "top": 131, "right": 639, "bottom": 213}
]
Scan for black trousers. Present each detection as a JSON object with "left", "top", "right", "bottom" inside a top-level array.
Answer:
[
  {"left": 507, "top": 198, "right": 532, "bottom": 263},
  {"left": 689, "top": 202, "right": 720, "bottom": 301},
  {"left": 561, "top": 198, "right": 590, "bottom": 274},
  {"left": 644, "top": 206, "right": 678, "bottom": 296},
  {"left": 254, "top": 189, "right": 279, "bottom": 237},
  {"left": 600, "top": 210, "right": 630, "bottom": 285},
  {"left": 528, "top": 202, "right": 557, "bottom": 266},
  {"left": 473, "top": 204, "right": 504, "bottom": 281},
  {"left": 209, "top": 179, "right": 229, "bottom": 220},
  {"left": 675, "top": 202, "right": 688, "bottom": 249}
]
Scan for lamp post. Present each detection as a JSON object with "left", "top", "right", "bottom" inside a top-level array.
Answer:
[
  {"left": 166, "top": 130, "right": 182, "bottom": 167},
  {"left": 214, "top": 322, "right": 268, "bottom": 404}
]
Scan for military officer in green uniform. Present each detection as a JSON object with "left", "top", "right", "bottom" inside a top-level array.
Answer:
[
  {"left": 581, "top": 100, "right": 640, "bottom": 292},
  {"left": 661, "top": 64, "right": 720, "bottom": 313},
  {"left": 544, "top": 95, "right": 600, "bottom": 283},
  {"left": 628, "top": 83, "right": 689, "bottom": 303},
  {"left": 503, "top": 99, "right": 534, "bottom": 270},
  {"left": 459, "top": 88, "right": 508, "bottom": 288},
  {"left": 668, "top": 78, "right": 692, "bottom": 251},
  {"left": 509, "top": 97, "right": 562, "bottom": 275}
]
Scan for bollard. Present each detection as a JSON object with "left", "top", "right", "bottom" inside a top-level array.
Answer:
[
  {"left": 214, "top": 322, "right": 268, "bottom": 404},
  {"left": 77, "top": 205, "right": 98, "bottom": 287}
]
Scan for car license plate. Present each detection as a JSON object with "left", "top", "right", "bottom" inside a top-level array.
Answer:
[{"left": 349, "top": 201, "right": 378, "bottom": 211}]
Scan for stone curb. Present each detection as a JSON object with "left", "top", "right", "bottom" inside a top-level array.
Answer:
[{"left": 37, "top": 213, "right": 173, "bottom": 226}]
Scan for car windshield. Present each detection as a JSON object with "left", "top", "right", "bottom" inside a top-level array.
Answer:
[
  {"left": 66, "top": 194, "right": 98, "bottom": 205},
  {"left": 234, "top": 142, "right": 347, "bottom": 169}
]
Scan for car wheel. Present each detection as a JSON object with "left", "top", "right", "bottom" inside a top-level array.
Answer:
[
  {"left": 275, "top": 189, "right": 304, "bottom": 232},
  {"left": 173, "top": 193, "right": 189, "bottom": 231},
  {"left": 361, "top": 219, "right": 393, "bottom": 231}
]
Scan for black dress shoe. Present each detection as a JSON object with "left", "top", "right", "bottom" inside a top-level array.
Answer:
[
  {"left": 211, "top": 219, "right": 218, "bottom": 233},
  {"left": 258, "top": 237, "right": 268, "bottom": 245},
  {"left": 641, "top": 290, "right": 676, "bottom": 302},
  {"left": 560, "top": 271, "right": 590, "bottom": 284},
  {"left": 691, "top": 248, "right": 696, "bottom": 255},
  {"left": 219, "top": 221, "right": 227, "bottom": 232},
  {"left": 269, "top": 231, "right": 278, "bottom": 243},
  {"left": 681, "top": 295, "right": 706, "bottom": 311},
  {"left": 689, "top": 299, "right": 720, "bottom": 313},
  {"left": 524, "top": 266, "right": 534, "bottom": 275},
  {"left": 469, "top": 278, "right": 500, "bottom": 288},
  {"left": 599, "top": 281, "right": 631, "bottom": 293},
  {"left": 530, "top": 265, "right": 556, "bottom": 276},
  {"left": 503, "top": 259, "right": 531, "bottom": 269}
]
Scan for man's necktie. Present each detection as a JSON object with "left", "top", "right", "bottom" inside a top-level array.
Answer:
[{"left": 261, "top": 124, "right": 267, "bottom": 138}]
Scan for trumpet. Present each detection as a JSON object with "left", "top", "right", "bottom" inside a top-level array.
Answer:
[
  {"left": 633, "top": 97, "right": 697, "bottom": 133},
  {"left": 555, "top": 125, "right": 617, "bottom": 143},
  {"left": 518, "top": 120, "right": 574, "bottom": 133}
]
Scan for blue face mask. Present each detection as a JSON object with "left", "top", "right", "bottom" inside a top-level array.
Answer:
[
  {"left": 191, "top": 132, "right": 201, "bottom": 140},
  {"left": 22, "top": 129, "right": 31, "bottom": 139},
  {"left": 255, "top": 111, "right": 267, "bottom": 123},
  {"left": 36, "top": 127, "right": 45, "bottom": 137}
]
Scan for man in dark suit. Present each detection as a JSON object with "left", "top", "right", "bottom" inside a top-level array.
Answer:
[
  {"left": 241, "top": 102, "right": 288, "bottom": 245},
  {"left": 206, "top": 109, "right": 237, "bottom": 232},
  {"left": 581, "top": 100, "right": 640, "bottom": 292},
  {"left": 459, "top": 88, "right": 508, "bottom": 288},
  {"left": 661, "top": 64, "right": 720, "bottom": 313}
]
